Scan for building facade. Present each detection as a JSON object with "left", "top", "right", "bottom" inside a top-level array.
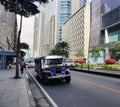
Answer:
[
  {"left": 0, "top": 5, "right": 16, "bottom": 50},
  {"left": 55, "top": 0, "right": 71, "bottom": 43},
  {"left": 62, "top": 3, "right": 90, "bottom": 61},
  {"left": 33, "top": 14, "right": 39, "bottom": 58},
  {"left": 100, "top": 5, "right": 120, "bottom": 59},
  {"left": 0, "top": 4, "right": 17, "bottom": 69},
  {"left": 37, "top": 0, "right": 55, "bottom": 56},
  {"left": 89, "top": 0, "right": 101, "bottom": 50},
  {"left": 49, "top": 15, "right": 55, "bottom": 50},
  {"left": 71, "top": 0, "right": 87, "bottom": 15},
  {"left": 89, "top": 0, "right": 120, "bottom": 62}
]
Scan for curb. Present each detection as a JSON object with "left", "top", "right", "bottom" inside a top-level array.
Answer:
[
  {"left": 24, "top": 72, "right": 36, "bottom": 107},
  {"left": 71, "top": 68, "right": 120, "bottom": 79}
]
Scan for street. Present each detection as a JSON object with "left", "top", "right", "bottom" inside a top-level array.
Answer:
[{"left": 29, "top": 68, "right": 120, "bottom": 107}]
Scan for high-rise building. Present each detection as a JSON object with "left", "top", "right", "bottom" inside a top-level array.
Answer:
[
  {"left": 63, "top": 3, "right": 91, "bottom": 61},
  {"left": 55, "top": 0, "right": 71, "bottom": 43},
  {"left": 36, "top": 0, "right": 54, "bottom": 56},
  {"left": 0, "top": 4, "right": 17, "bottom": 69},
  {"left": 89, "top": 0, "right": 120, "bottom": 62},
  {"left": 33, "top": 14, "right": 39, "bottom": 58},
  {"left": 71, "top": 0, "right": 87, "bottom": 15},
  {"left": 49, "top": 15, "right": 55, "bottom": 50},
  {"left": 90, "top": 0, "right": 120, "bottom": 49},
  {"left": 0, "top": 5, "right": 16, "bottom": 50},
  {"left": 80, "top": 0, "right": 87, "bottom": 7}
]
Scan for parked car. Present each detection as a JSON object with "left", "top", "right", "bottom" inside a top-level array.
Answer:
[
  {"left": 26, "top": 59, "right": 35, "bottom": 68},
  {"left": 34, "top": 55, "right": 71, "bottom": 84},
  {"left": 64, "top": 60, "right": 75, "bottom": 68}
]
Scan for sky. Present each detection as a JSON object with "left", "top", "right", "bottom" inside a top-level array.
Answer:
[
  {"left": 18, "top": 0, "right": 91, "bottom": 57},
  {"left": 17, "top": 15, "right": 34, "bottom": 57}
]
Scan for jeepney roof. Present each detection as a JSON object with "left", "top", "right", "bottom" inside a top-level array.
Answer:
[
  {"left": 34, "top": 55, "right": 63, "bottom": 60},
  {"left": 45, "top": 55, "right": 63, "bottom": 59}
]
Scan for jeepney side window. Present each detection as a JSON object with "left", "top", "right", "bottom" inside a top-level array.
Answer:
[{"left": 45, "top": 58, "right": 63, "bottom": 65}]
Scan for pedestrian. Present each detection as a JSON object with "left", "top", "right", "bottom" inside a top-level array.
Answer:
[
  {"left": 7, "top": 60, "right": 12, "bottom": 69},
  {"left": 20, "top": 59, "right": 25, "bottom": 74}
]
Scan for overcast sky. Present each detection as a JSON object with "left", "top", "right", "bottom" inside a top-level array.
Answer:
[
  {"left": 18, "top": 0, "right": 91, "bottom": 57},
  {"left": 17, "top": 16, "right": 34, "bottom": 56}
]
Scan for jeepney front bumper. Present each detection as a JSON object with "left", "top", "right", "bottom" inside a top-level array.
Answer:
[{"left": 48, "top": 74, "right": 71, "bottom": 79}]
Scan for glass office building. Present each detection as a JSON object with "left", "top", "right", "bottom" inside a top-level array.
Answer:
[
  {"left": 59, "top": 0, "right": 71, "bottom": 41},
  {"left": 80, "top": 0, "right": 87, "bottom": 7},
  {"left": 90, "top": 0, "right": 120, "bottom": 49},
  {"left": 89, "top": 0, "right": 120, "bottom": 63}
]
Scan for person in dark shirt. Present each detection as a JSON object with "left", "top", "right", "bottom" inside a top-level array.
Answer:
[{"left": 20, "top": 59, "right": 26, "bottom": 74}]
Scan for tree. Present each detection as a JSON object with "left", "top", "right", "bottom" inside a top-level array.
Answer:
[
  {"left": 20, "top": 42, "right": 29, "bottom": 58},
  {"left": 0, "top": 0, "right": 48, "bottom": 78},
  {"left": 20, "top": 42, "right": 29, "bottom": 50},
  {"left": 91, "top": 47, "right": 100, "bottom": 63},
  {"left": 75, "top": 49, "right": 84, "bottom": 58},
  {"left": 114, "top": 41, "right": 120, "bottom": 60},
  {"left": 115, "top": 41, "right": 120, "bottom": 55},
  {"left": 49, "top": 41, "right": 70, "bottom": 58}
]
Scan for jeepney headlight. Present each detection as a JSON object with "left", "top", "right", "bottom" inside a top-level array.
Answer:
[
  {"left": 50, "top": 67, "right": 56, "bottom": 76},
  {"left": 61, "top": 67, "right": 66, "bottom": 75}
]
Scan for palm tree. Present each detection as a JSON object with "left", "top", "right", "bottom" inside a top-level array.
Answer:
[
  {"left": 0, "top": 0, "right": 48, "bottom": 77},
  {"left": 50, "top": 41, "right": 70, "bottom": 58}
]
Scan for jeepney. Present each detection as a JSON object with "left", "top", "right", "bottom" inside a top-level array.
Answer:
[{"left": 34, "top": 55, "right": 71, "bottom": 84}]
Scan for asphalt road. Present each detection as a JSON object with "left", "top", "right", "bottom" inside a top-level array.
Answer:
[{"left": 29, "top": 68, "right": 120, "bottom": 107}]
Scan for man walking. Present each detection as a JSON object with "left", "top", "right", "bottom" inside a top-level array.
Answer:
[{"left": 20, "top": 59, "right": 25, "bottom": 74}]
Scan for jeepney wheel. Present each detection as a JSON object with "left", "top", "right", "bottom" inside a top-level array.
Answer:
[
  {"left": 65, "top": 76, "right": 71, "bottom": 83},
  {"left": 36, "top": 74, "right": 39, "bottom": 80},
  {"left": 43, "top": 74, "right": 50, "bottom": 85}
]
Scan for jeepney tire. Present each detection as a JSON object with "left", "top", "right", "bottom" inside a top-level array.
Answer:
[
  {"left": 43, "top": 74, "right": 50, "bottom": 85},
  {"left": 72, "top": 66, "right": 75, "bottom": 69},
  {"left": 65, "top": 76, "right": 71, "bottom": 83},
  {"left": 36, "top": 74, "right": 40, "bottom": 80}
]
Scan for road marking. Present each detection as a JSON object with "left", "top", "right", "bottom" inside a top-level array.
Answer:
[
  {"left": 25, "top": 73, "right": 28, "bottom": 79},
  {"left": 27, "top": 70, "right": 58, "bottom": 107},
  {"left": 73, "top": 77, "right": 120, "bottom": 93}
]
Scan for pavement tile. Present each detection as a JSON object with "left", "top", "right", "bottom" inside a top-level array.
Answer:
[
  {"left": 0, "top": 95, "right": 19, "bottom": 103},
  {"left": 0, "top": 101, "right": 18, "bottom": 107},
  {"left": 0, "top": 69, "right": 31, "bottom": 107}
]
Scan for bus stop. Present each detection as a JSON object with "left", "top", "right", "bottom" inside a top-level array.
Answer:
[{"left": 0, "top": 50, "right": 16, "bottom": 69}]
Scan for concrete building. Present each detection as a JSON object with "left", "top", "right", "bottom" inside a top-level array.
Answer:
[
  {"left": 37, "top": 0, "right": 55, "bottom": 56},
  {"left": 49, "top": 15, "right": 55, "bottom": 50},
  {"left": 71, "top": 0, "right": 87, "bottom": 15},
  {"left": 33, "top": 14, "right": 39, "bottom": 58},
  {"left": 62, "top": 3, "right": 90, "bottom": 61},
  {"left": 0, "top": 5, "right": 16, "bottom": 50},
  {"left": 89, "top": 0, "right": 120, "bottom": 62},
  {"left": 0, "top": 4, "right": 17, "bottom": 69}
]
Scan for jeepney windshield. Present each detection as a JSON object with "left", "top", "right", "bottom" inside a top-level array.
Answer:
[{"left": 44, "top": 58, "right": 63, "bottom": 65}]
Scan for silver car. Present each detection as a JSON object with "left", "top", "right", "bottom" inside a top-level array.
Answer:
[
  {"left": 26, "top": 59, "right": 35, "bottom": 68},
  {"left": 64, "top": 60, "right": 75, "bottom": 68}
]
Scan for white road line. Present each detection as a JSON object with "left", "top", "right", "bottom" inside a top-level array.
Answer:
[{"left": 27, "top": 70, "right": 58, "bottom": 107}]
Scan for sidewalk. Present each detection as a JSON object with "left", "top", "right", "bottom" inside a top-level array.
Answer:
[{"left": 0, "top": 68, "right": 32, "bottom": 107}]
